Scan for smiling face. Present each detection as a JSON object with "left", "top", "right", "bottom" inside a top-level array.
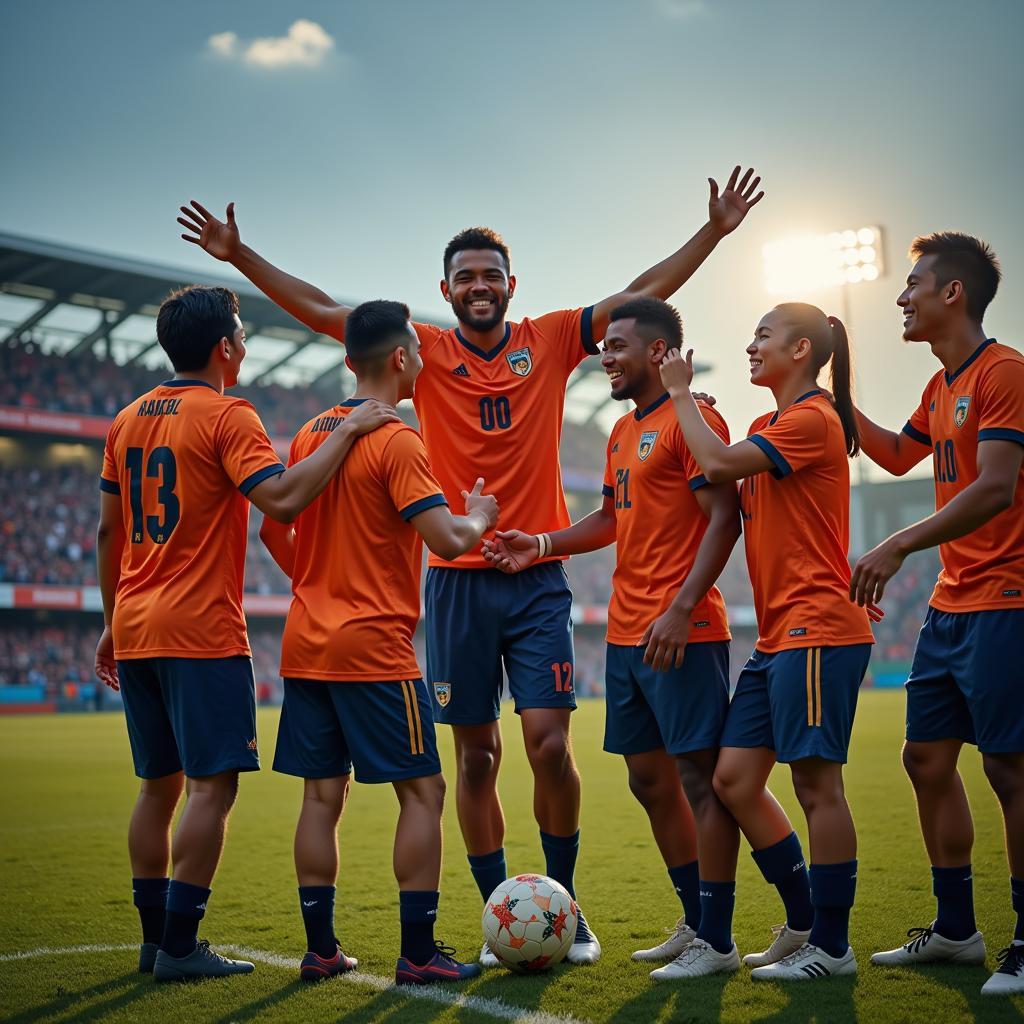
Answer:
[
  {"left": 747, "top": 308, "right": 811, "bottom": 389},
  {"left": 896, "top": 255, "right": 954, "bottom": 342},
  {"left": 441, "top": 249, "right": 515, "bottom": 333},
  {"left": 601, "top": 317, "right": 665, "bottom": 402}
]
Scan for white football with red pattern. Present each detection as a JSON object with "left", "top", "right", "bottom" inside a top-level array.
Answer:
[{"left": 482, "top": 873, "right": 578, "bottom": 972}]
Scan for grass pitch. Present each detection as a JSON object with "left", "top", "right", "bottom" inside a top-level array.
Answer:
[{"left": 1, "top": 691, "right": 1021, "bottom": 1023}]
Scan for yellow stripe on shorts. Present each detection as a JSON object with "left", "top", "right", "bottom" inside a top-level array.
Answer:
[
  {"left": 401, "top": 680, "right": 424, "bottom": 755},
  {"left": 814, "top": 647, "right": 822, "bottom": 727}
]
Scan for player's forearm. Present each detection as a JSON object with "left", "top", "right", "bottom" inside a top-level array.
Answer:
[
  {"left": 856, "top": 408, "right": 926, "bottom": 476},
  {"left": 673, "top": 506, "right": 742, "bottom": 614},
  {"left": 263, "top": 421, "right": 360, "bottom": 521},
  {"left": 259, "top": 519, "right": 296, "bottom": 578},
  {"left": 625, "top": 222, "right": 725, "bottom": 298},
  {"left": 548, "top": 508, "right": 617, "bottom": 556},
  {"left": 96, "top": 525, "right": 124, "bottom": 626},
  {"left": 232, "top": 243, "right": 346, "bottom": 340},
  {"left": 439, "top": 511, "right": 491, "bottom": 560},
  {"left": 889, "top": 477, "right": 1014, "bottom": 556}
]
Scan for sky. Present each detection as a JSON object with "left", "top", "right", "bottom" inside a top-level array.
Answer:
[{"left": 2, "top": 0, "right": 1022, "bottom": 478}]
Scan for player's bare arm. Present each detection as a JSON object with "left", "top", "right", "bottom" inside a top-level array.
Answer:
[
  {"left": 411, "top": 478, "right": 499, "bottom": 562},
  {"left": 850, "top": 438, "right": 1023, "bottom": 606},
  {"left": 94, "top": 490, "right": 126, "bottom": 691},
  {"left": 590, "top": 166, "right": 764, "bottom": 337},
  {"left": 482, "top": 494, "right": 617, "bottom": 574},
  {"left": 248, "top": 399, "right": 399, "bottom": 522},
  {"left": 641, "top": 481, "right": 740, "bottom": 672},
  {"left": 259, "top": 516, "right": 295, "bottom": 578},
  {"left": 178, "top": 201, "right": 353, "bottom": 341},
  {"left": 855, "top": 407, "right": 931, "bottom": 476},
  {"left": 660, "top": 348, "right": 775, "bottom": 481}
]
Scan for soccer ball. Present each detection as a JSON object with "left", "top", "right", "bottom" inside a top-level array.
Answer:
[{"left": 482, "top": 873, "right": 578, "bottom": 972}]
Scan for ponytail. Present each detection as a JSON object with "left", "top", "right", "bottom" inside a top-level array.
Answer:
[{"left": 826, "top": 315, "right": 860, "bottom": 457}]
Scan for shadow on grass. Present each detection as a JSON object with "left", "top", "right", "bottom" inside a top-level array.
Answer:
[
  {"left": 604, "top": 971, "right": 730, "bottom": 1024},
  {"left": 209, "top": 978, "right": 306, "bottom": 1024},
  {"left": 6, "top": 972, "right": 147, "bottom": 1024},
  {"left": 751, "top": 974, "right": 857, "bottom": 1024},
  {"left": 882, "top": 963, "right": 1024, "bottom": 1024}
]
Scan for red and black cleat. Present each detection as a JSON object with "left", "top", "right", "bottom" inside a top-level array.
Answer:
[
  {"left": 299, "top": 942, "right": 358, "bottom": 982},
  {"left": 395, "top": 941, "right": 483, "bottom": 985}
]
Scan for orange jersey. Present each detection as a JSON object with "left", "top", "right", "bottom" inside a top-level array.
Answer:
[
  {"left": 741, "top": 391, "right": 874, "bottom": 653},
  {"left": 279, "top": 400, "right": 447, "bottom": 681},
  {"left": 902, "top": 340, "right": 1024, "bottom": 611},
  {"left": 603, "top": 394, "right": 732, "bottom": 646},
  {"left": 413, "top": 308, "right": 596, "bottom": 569},
  {"left": 100, "top": 379, "right": 285, "bottom": 659}
]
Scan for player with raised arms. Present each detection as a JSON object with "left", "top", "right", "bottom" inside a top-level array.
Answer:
[
  {"left": 847, "top": 234, "right": 1024, "bottom": 996},
  {"left": 658, "top": 303, "right": 876, "bottom": 980},
  {"left": 94, "top": 285, "right": 397, "bottom": 981},
  {"left": 481, "top": 297, "right": 744, "bottom": 978},
  {"left": 177, "top": 167, "right": 763, "bottom": 964},
  {"left": 259, "top": 300, "right": 499, "bottom": 985}
]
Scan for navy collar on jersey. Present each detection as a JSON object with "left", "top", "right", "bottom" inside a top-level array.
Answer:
[
  {"left": 161, "top": 378, "right": 218, "bottom": 392},
  {"left": 341, "top": 398, "right": 368, "bottom": 406},
  {"left": 768, "top": 388, "right": 821, "bottom": 426},
  {"left": 454, "top": 322, "right": 512, "bottom": 362},
  {"left": 634, "top": 391, "right": 671, "bottom": 421},
  {"left": 944, "top": 338, "right": 996, "bottom": 387}
]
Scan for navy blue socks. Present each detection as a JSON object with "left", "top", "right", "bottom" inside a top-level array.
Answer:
[
  {"left": 299, "top": 885, "right": 337, "bottom": 958},
  {"left": 751, "top": 832, "right": 814, "bottom": 931},
  {"left": 667, "top": 861, "right": 701, "bottom": 930},
  {"left": 1011, "top": 876, "right": 1024, "bottom": 942},
  {"left": 468, "top": 848, "right": 508, "bottom": 903},
  {"left": 808, "top": 861, "right": 857, "bottom": 958},
  {"left": 132, "top": 877, "right": 168, "bottom": 946},
  {"left": 540, "top": 829, "right": 579, "bottom": 899},
  {"left": 399, "top": 890, "right": 439, "bottom": 964},
  {"left": 161, "top": 880, "right": 210, "bottom": 958},
  {"left": 696, "top": 880, "right": 735, "bottom": 954},
  {"left": 932, "top": 865, "right": 977, "bottom": 941}
]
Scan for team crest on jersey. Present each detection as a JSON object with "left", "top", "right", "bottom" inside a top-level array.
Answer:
[
  {"left": 506, "top": 347, "right": 533, "bottom": 377},
  {"left": 953, "top": 395, "right": 971, "bottom": 428},
  {"left": 433, "top": 683, "right": 451, "bottom": 707},
  {"left": 637, "top": 430, "right": 659, "bottom": 461}
]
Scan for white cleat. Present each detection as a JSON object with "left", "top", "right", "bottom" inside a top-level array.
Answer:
[
  {"left": 751, "top": 942, "right": 856, "bottom": 981},
  {"left": 632, "top": 916, "right": 696, "bottom": 962},
  {"left": 566, "top": 909, "right": 601, "bottom": 964},
  {"left": 742, "top": 923, "right": 812, "bottom": 967},
  {"left": 479, "top": 941, "right": 500, "bottom": 968},
  {"left": 870, "top": 923, "right": 986, "bottom": 967},
  {"left": 649, "top": 938, "right": 740, "bottom": 981},
  {"left": 981, "top": 943, "right": 1024, "bottom": 995}
]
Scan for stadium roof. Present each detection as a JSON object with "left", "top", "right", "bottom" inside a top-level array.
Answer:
[{"left": 0, "top": 232, "right": 708, "bottom": 430}]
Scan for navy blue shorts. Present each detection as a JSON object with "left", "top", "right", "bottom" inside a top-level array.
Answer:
[
  {"left": 603, "top": 641, "right": 730, "bottom": 756},
  {"left": 117, "top": 656, "right": 259, "bottom": 779},
  {"left": 720, "top": 644, "right": 872, "bottom": 764},
  {"left": 906, "top": 608, "right": 1024, "bottom": 754},
  {"left": 273, "top": 678, "right": 441, "bottom": 783},
  {"left": 425, "top": 562, "right": 576, "bottom": 725}
]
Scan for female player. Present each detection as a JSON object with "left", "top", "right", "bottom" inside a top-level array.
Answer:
[{"left": 658, "top": 303, "right": 876, "bottom": 981}]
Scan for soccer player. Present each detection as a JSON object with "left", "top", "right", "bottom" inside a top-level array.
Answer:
[
  {"left": 480, "top": 298, "right": 744, "bottom": 979},
  {"left": 847, "top": 234, "right": 1024, "bottom": 996},
  {"left": 659, "top": 303, "right": 876, "bottom": 980},
  {"left": 94, "top": 285, "right": 398, "bottom": 982},
  {"left": 177, "top": 166, "right": 763, "bottom": 964},
  {"left": 259, "top": 300, "right": 498, "bottom": 985}
]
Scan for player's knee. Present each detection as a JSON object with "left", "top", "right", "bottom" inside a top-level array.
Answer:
[
  {"left": 677, "top": 759, "right": 715, "bottom": 814},
  {"left": 460, "top": 744, "right": 499, "bottom": 787},
  {"left": 526, "top": 730, "right": 571, "bottom": 777},
  {"left": 626, "top": 767, "right": 662, "bottom": 809},
  {"left": 982, "top": 754, "right": 1022, "bottom": 804},
  {"left": 790, "top": 765, "right": 843, "bottom": 812},
  {"left": 712, "top": 764, "right": 750, "bottom": 810},
  {"left": 902, "top": 742, "right": 952, "bottom": 789}
]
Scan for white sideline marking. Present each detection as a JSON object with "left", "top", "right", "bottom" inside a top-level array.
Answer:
[{"left": 0, "top": 942, "right": 590, "bottom": 1024}]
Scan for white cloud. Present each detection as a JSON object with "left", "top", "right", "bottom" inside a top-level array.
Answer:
[
  {"left": 655, "top": 0, "right": 708, "bottom": 19},
  {"left": 208, "top": 19, "right": 335, "bottom": 69}
]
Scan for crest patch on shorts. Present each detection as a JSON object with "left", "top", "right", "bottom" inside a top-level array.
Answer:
[{"left": 433, "top": 682, "right": 451, "bottom": 707}]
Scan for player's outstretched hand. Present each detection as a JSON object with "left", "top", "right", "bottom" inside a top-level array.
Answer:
[
  {"left": 659, "top": 348, "right": 694, "bottom": 396},
  {"left": 343, "top": 399, "right": 401, "bottom": 435},
  {"left": 94, "top": 626, "right": 119, "bottom": 691},
  {"left": 641, "top": 604, "right": 692, "bottom": 672},
  {"left": 177, "top": 200, "right": 242, "bottom": 262},
  {"left": 482, "top": 530, "right": 539, "bottom": 574},
  {"left": 708, "top": 166, "right": 764, "bottom": 235},
  {"left": 463, "top": 477, "right": 499, "bottom": 531},
  {"left": 850, "top": 536, "right": 906, "bottom": 607}
]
